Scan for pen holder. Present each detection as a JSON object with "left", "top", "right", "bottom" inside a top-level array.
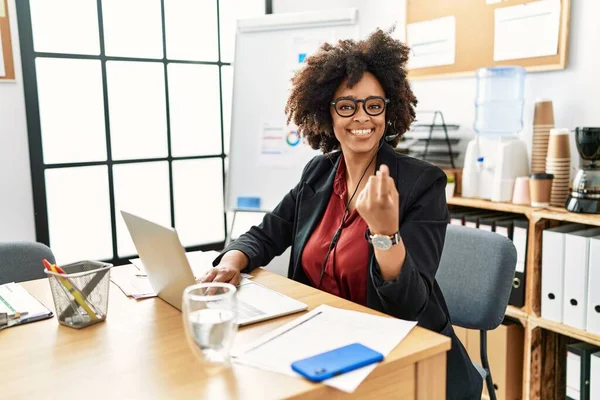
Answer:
[{"left": 45, "top": 261, "right": 113, "bottom": 329}]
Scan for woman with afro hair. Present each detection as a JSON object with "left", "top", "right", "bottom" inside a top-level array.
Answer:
[{"left": 204, "top": 29, "right": 482, "bottom": 399}]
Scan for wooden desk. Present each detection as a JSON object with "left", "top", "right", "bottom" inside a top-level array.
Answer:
[{"left": 0, "top": 268, "right": 450, "bottom": 400}]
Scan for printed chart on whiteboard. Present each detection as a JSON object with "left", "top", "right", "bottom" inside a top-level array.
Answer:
[{"left": 258, "top": 122, "right": 312, "bottom": 168}]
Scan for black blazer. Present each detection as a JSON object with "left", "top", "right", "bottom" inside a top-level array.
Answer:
[{"left": 216, "top": 143, "right": 482, "bottom": 399}]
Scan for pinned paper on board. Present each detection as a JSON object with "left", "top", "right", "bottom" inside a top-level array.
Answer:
[
  {"left": 493, "top": 0, "right": 561, "bottom": 61},
  {"left": 0, "top": 0, "right": 5, "bottom": 18},
  {"left": 0, "top": 30, "right": 5, "bottom": 77},
  {"left": 407, "top": 16, "right": 456, "bottom": 69}
]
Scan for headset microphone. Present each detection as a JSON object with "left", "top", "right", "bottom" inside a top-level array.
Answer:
[{"left": 384, "top": 119, "right": 399, "bottom": 142}]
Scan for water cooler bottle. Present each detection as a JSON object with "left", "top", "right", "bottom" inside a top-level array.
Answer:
[{"left": 462, "top": 67, "right": 530, "bottom": 202}]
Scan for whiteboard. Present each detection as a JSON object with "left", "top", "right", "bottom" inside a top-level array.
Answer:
[{"left": 226, "top": 9, "right": 360, "bottom": 212}]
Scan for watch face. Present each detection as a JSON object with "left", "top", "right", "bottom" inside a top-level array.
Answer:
[{"left": 372, "top": 235, "right": 392, "bottom": 250}]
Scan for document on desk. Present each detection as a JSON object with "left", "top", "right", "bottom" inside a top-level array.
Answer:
[
  {"left": 232, "top": 304, "right": 417, "bottom": 393},
  {"left": 129, "top": 250, "right": 253, "bottom": 280},
  {"left": 111, "top": 250, "right": 252, "bottom": 299},
  {"left": 0, "top": 282, "right": 53, "bottom": 325}
]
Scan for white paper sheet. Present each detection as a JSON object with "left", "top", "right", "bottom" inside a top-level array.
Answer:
[
  {"left": 110, "top": 266, "right": 156, "bottom": 299},
  {"left": 407, "top": 16, "right": 456, "bottom": 69},
  {"left": 494, "top": 0, "right": 561, "bottom": 61},
  {"left": 130, "top": 250, "right": 223, "bottom": 278},
  {"left": 257, "top": 122, "right": 315, "bottom": 169},
  {"left": 0, "top": 282, "right": 52, "bottom": 319},
  {"left": 233, "top": 304, "right": 417, "bottom": 393},
  {"left": 0, "top": 30, "right": 6, "bottom": 77},
  {"left": 0, "top": 0, "right": 5, "bottom": 18},
  {"left": 257, "top": 123, "right": 289, "bottom": 168}
]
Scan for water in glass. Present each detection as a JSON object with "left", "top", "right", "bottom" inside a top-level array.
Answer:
[{"left": 182, "top": 283, "right": 238, "bottom": 370}]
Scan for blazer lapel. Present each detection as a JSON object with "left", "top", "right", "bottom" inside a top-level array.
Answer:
[{"left": 290, "top": 155, "right": 340, "bottom": 282}]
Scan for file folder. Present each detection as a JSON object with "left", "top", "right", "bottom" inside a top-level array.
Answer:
[
  {"left": 541, "top": 224, "right": 586, "bottom": 323},
  {"left": 567, "top": 342, "right": 600, "bottom": 400},
  {"left": 495, "top": 219, "right": 514, "bottom": 240},
  {"left": 591, "top": 351, "right": 600, "bottom": 400},
  {"left": 564, "top": 228, "right": 600, "bottom": 330},
  {"left": 464, "top": 212, "right": 505, "bottom": 229},
  {"left": 449, "top": 209, "right": 485, "bottom": 226},
  {"left": 479, "top": 214, "right": 518, "bottom": 233},
  {"left": 509, "top": 218, "right": 529, "bottom": 307},
  {"left": 586, "top": 235, "right": 600, "bottom": 335}
]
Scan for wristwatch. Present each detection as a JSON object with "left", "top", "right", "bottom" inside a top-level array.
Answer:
[{"left": 365, "top": 229, "right": 400, "bottom": 251}]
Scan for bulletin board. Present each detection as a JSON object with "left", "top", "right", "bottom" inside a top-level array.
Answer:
[
  {"left": 0, "top": 0, "right": 15, "bottom": 81},
  {"left": 406, "top": 0, "right": 571, "bottom": 80}
]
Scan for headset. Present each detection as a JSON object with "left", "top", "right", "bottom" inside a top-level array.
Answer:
[{"left": 317, "top": 120, "right": 397, "bottom": 288}]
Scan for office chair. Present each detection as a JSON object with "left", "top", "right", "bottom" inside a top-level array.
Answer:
[
  {"left": 0, "top": 242, "right": 55, "bottom": 285},
  {"left": 436, "top": 225, "right": 518, "bottom": 400}
]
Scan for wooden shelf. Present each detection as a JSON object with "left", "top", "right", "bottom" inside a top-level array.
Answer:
[
  {"left": 446, "top": 195, "right": 600, "bottom": 399},
  {"left": 447, "top": 197, "right": 534, "bottom": 215},
  {"left": 530, "top": 316, "right": 600, "bottom": 347},
  {"left": 534, "top": 207, "right": 600, "bottom": 226},
  {"left": 506, "top": 305, "right": 528, "bottom": 323},
  {"left": 448, "top": 197, "right": 600, "bottom": 226}
]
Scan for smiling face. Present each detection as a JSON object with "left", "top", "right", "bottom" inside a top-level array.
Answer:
[{"left": 330, "top": 71, "right": 387, "bottom": 157}]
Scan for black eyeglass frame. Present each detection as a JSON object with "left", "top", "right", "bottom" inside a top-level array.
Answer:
[{"left": 330, "top": 96, "right": 390, "bottom": 117}]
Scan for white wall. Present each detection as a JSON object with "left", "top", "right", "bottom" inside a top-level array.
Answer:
[
  {"left": 274, "top": 0, "right": 599, "bottom": 170},
  {"left": 274, "top": 0, "right": 406, "bottom": 41},
  {"left": 0, "top": 0, "right": 36, "bottom": 242}
]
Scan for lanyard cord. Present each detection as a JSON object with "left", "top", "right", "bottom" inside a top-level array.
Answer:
[{"left": 316, "top": 138, "right": 385, "bottom": 289}]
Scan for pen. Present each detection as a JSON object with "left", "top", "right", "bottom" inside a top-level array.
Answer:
[
  {"left": 59, "top": 268, "right": 109, "bottom": 320},
  {"left": 43, "top": 259, "right": 100, "bottom": 321}
]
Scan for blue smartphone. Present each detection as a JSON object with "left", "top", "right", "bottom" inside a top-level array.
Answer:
[{"left": 291, "top": 343, "right": 384, "bottom": 382}]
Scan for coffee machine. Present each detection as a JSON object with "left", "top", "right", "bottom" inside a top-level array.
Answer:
[{"left": 566, "top": 127, "right": 600, "bottom": 213}]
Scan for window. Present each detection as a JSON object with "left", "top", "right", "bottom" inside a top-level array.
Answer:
[{"left": 17, "top": 0, "right": 269, "bottom": 265}]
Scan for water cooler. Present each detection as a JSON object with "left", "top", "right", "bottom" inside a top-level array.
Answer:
[{"left": 462, "top": 67, "right": 530, "bottom": 202}]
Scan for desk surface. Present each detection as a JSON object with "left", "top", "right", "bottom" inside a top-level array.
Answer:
[{"left": 0, "top": 267, "right": 450, "bottom": 400}]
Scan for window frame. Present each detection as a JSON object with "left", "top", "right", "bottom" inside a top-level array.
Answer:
[{"left": 15, "top": 0, "right": 272, "bottom": 265}]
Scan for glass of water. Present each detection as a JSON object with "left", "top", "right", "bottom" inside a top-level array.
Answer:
[{"left": 182, "top": 282, "right": 238, "bottom": 370}]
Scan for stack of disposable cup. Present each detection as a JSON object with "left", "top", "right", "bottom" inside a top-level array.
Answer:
[
  {"left": 545, "top": 128, "right": 571, "bottom": 207},
  {"left": 532, "top": 100, "right": 555, "bottom": 173}
]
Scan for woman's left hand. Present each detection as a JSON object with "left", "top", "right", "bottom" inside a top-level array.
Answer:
[{"left": 355, "top": 164, "right": 399, "bottom": 235}]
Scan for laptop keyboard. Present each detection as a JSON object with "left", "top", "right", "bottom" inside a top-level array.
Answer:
[
  {"left": 207, "top": 298, "right": 265, "bottom": 320},
  {"left": 237, "top": 300, "right": 265, "bottom": 319}
]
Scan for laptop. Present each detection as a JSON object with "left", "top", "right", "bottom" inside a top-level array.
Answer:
[{"left": 120, "top": 211, "right": 307, "bottom": 326}]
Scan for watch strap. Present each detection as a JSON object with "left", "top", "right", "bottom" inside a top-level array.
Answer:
[{"left": 364, "top": 229, "right": 400, "bottom": 245}]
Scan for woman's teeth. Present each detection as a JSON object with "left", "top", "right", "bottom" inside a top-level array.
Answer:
[{"left": 350, "top": 129, "right": 373, "bottom": 136}]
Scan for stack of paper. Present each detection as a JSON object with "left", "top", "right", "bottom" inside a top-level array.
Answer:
[
  {"left": 0, "top": 282, "right": 53, "bottom": 329},
  {"left": 111, "top": 250, "right": 252, "bottom": 299},
  {"left": 232, "top": 304, "right": 417, "bottom": 393}
]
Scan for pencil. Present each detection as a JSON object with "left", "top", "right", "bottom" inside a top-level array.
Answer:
[{"left": 43, "top": 259, "right": 99, "bottom": 321}]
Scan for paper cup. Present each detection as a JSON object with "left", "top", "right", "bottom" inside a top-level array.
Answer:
[
  {"left": 547, "top": 129, "right": 571, "bottom": 159},
  {"left": 529, "top": 173, "right": 554, "bottom": 207},
  {"left": 534, "top": 100, "right": 555, "bottom": 126}
]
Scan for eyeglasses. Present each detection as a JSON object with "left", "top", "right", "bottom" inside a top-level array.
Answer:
[{"left": 330, "top": 96, "right": 390, "bottom": 118}]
